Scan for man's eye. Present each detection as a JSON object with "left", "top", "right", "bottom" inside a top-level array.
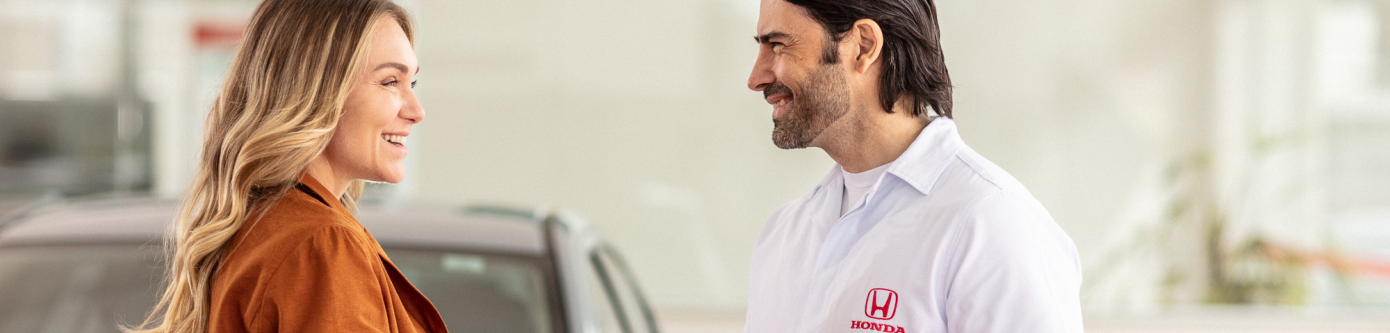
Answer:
[{"left": 771, "top": 43, "right": 785, "bottom": 51}]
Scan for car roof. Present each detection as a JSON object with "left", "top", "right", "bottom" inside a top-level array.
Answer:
[{"left": 0, "top": 196, "right": 547, "bottom": 256}]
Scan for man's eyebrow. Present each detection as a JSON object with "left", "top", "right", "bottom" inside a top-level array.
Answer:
[{"left": 754, "top": 31, "right": 790, "bottom": 44}]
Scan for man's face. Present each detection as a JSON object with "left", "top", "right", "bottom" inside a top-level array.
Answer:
[{"left": 748, "top": 0, "right": 853, "bottom": 149}]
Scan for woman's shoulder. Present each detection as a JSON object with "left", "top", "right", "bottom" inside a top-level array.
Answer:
[
  {"left": 211, "top": 190, "right": 387, "bottom": 331},
  {"left": 263, "top": 187, "right": 360, "bottom": 229},
  {"left": 223, "top": 188, "right": 373, "bottom": 264}
]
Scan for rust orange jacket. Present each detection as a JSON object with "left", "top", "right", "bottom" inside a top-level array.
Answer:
[{"left": 209, "top": 175, "right": 448, "bottom": 333}]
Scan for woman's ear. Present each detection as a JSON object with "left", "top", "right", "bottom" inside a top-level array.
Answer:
[{"left": 850, "top": 18, "right": 884, "bottom": 74}]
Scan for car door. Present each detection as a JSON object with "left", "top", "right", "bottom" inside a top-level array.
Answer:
[{"left": 588, "top": 244, "right": 659, "bottom": 333}]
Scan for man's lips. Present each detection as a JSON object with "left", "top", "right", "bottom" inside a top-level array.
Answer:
[
  {"left": 766, "top": 94, "right": 792, "bottom": 120},
  {"left": 764, "top": 93, "right": 790, "bottom": 106}
]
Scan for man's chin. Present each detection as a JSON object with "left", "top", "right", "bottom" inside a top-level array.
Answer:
[{"left": 772, "top": 131, "right": 808, "bottom": 149}]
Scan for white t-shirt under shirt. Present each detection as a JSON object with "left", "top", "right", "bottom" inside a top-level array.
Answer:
[{"left": 841, "top": 163, "right": 890, "bottom": 217}]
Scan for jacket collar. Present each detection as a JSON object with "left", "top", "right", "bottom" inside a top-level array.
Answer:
[{"left": 297, "top": 173, "right": 350, "bottom": 214}]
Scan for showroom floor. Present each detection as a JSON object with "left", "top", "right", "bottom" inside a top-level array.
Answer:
[{"left": 657, "top": 307, "right": 1390, "bottom": 333}]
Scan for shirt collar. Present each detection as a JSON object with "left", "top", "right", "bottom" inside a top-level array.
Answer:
[{"left": 883, "top": 117, "right": 965, "bottom": 196}]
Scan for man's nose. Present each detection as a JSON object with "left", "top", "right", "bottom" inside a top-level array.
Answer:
[{"left": 748, "top": 52, "right": 775, "bottom": 91}]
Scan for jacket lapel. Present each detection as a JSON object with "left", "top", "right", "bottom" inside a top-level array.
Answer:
[{"left": 378, "top": 252, "right": 449, "bottom": 333}]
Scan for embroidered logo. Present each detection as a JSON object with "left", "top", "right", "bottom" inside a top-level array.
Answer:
[
  {"left": 864, "top": 288, "right": 898, "bottom": 320},
  {"left": 851, "top": 320, "right": 906, "bottom": 333}
]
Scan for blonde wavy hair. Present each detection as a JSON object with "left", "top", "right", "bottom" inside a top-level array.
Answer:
[{"left": 127, "top": 0, "right": 413, "bottom": 332}]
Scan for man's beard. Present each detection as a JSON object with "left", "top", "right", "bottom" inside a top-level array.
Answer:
[{"left": 769, "top": 65, "right": 851, "bottom": 149}]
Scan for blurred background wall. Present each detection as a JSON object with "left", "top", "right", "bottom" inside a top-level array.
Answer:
[{"left": 2, "top": 0, "right": 1389, "bottom": 331}]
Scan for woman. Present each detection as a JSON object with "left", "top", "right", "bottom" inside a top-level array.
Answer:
[{"left": 129, "top": 0, "right": 444, "bottom": 332}]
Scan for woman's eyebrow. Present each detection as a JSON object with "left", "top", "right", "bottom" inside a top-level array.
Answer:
[{"left": 373, "top": 62, "right": 414, "bottom": 74}]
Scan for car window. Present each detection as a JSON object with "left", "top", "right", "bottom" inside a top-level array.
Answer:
[
  {"left": 592, "top": 247, "right": 659, "bottom": 333},
  {"left": 0, "top": 245, "right": 558, "bottom": 333},
  {"left": 585, "top": 252, "right": 628, "bottom": 333},
  {"left": 386, "top": 249, "right": 556, "bottom": 333},
  {"left": 0, "top": 245, "right": 162, "bottom": 333}
]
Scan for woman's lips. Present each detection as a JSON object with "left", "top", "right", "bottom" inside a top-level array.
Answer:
[
  {"left": 381, "top": 133, "right": 408, "bottom": 154},
  {"left": 381, "top": 134, "right": 406, "bottom": 146}
]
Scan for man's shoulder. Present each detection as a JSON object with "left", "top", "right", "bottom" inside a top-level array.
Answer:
[
  {"left": 896, "top": 145, "right": 1032, "bottom": 211},
  {"left": 949, "top": 146, "right": 1030, "bottom": 192},
  {"left": 878, "top": 148, "right": 1054, "bottom": 237}
]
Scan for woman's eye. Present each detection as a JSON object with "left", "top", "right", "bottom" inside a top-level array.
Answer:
[
  {"left": 410, "top": 80, "right": 418, "bottom": 89},
  {"left": 383, "top": 79, "right": 398, "bottom": 87}
]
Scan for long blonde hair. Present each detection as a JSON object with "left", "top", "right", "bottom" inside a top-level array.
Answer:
[{"left": 128, "top": 0, "right": 413, "bottom": 332}]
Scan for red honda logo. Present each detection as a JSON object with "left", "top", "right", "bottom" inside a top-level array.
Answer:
[{"left": 864, "top": 288, "right": 898, "bottom": 320}]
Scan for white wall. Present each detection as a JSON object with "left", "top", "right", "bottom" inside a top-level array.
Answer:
[
  {"left": 4, "top": 1, "right": 1386, "bottom": 331},
  {"left": 410, "top": 0, "right": 817, "bottom": 309},
  {"left": 126, "top": 0, "right": 1388, "bottom": 317},
  {"left": 406, "top": 0, "right": 1222, "bottom": 311}
]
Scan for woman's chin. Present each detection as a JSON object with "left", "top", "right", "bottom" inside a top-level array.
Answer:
[{"left": 365, "top": 169, "right": 405, "bottom": 184}]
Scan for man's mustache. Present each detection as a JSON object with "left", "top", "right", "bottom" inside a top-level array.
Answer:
[{"left": 764, "top": 81, "right": 792, "bottom": 100}]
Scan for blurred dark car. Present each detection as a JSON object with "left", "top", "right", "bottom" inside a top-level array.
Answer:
[{"left": 0, "top": 196, "right": 660, "bottom": 333}]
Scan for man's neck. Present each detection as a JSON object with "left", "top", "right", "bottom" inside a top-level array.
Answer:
[{"left": 818, "top": 108, "right": 929, "bottom": 174}]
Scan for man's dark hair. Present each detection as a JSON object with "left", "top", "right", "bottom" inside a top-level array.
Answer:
[{"left": 788, "top": 0, "right": 952, "bottom": 118}]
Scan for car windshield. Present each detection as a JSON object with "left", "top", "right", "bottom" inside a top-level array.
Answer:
[
  {"left": 388, "top": 248, "right": 556, "bottom": 333},
  {"left": 0, "top": 245, "right": 555, "bottom": 333}
]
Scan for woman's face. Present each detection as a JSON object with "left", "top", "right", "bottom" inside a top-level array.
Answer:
[{"left": 323, "top": 19, "right": 422, "bottom": 184}]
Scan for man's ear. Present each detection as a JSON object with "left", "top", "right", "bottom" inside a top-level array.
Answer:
[{"left": 850, "top": 18, "right": 884, "bottom": 74}]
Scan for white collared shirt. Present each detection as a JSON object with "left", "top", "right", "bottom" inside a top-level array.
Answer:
[{"left": 745, "top": 117, "right": 1083, "bottom": 333}]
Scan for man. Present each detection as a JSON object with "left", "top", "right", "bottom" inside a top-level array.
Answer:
[{"left": 744, "top": 0, "right": 1083, "bottom": 332}]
